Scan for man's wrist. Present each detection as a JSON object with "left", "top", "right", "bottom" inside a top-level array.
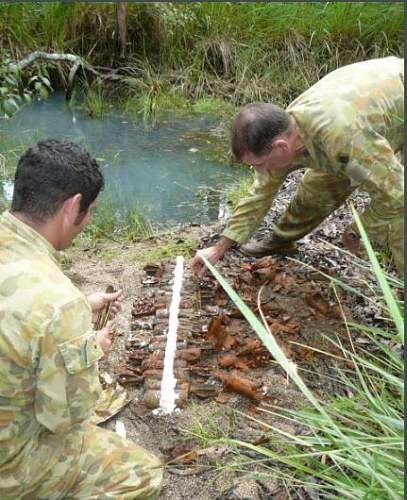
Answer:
[{"left": 215, "top": 237, "right": 235, "bottom": 255}]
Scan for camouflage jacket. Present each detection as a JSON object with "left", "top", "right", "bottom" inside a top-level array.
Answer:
[
  {"left": 0, "top": 211, "right": 103, "bottom": 468},
  {"left": 222, "top": 56, "right": 404, "bottom": 244}
]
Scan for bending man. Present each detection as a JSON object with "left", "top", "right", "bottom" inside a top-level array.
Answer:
[
  {"left": 0, "top": 140, "right": 163, "bottom": 499},
  {"left": 191, "top": 56, "right": 404, "bottom": 276}
]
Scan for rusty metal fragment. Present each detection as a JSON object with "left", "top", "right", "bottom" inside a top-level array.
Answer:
[
  {"left": 215, "top": 370, "right": 262, "bottom": 400},
  {"left": 122, "top": 250, "right": 351, "bottom": 411}
]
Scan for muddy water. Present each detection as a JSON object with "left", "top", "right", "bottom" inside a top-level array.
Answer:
[{"left": 0, "top": 92, "right": 248, "bottom": 226}]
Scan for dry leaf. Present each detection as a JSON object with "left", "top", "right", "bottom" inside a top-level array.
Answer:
[
  {"left": 274, "top": 272, "right": 295, "bottom": 292},
  {"left": 269, "top": 319, "right": 300, "bottom": 334},
  {"left": 218, "top": 354, "right": 249, "bottom": 371},
  {"left": 253, "top": 266, "right": 278, "bottom": 283},
  {"left": 305, "top": 292, "right": 330, "bottom": 315},
  {"left": 277, "top": 341, "right": 293, "bottom": 358}
]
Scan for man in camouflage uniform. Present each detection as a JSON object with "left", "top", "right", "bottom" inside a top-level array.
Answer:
[
  {"left": 191, "top": 56, "right": 404, "bottom": 276},
  {"left": 0, "top": 140, "right": 163, "bottom": 499}
]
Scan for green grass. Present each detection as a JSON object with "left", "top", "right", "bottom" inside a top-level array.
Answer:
[
  {"left": 141, "top": 233, "right": 197, "bottom": 263},
  {"left": 0, "top": 132, "right": 40, "bottom": 178},
  {"left": 1, "top": 3, "right": 403, "bottom": 54},
  {"left": 226, "top": 173, "right": 255, "bottom": 210},
  {"left": 201, "top": 208, "right": 404, "bottom": 498},
  {"left": 185, "top": 404, "right": 231, "bottom": 447},
  {"left": 82, "top": 80, "right": 109, "bottom": 119},
  {"left": 78, "top": 194, "right": 155, "bottom": 246},
  {"left": 0, "top": 3, "right": 403, "bottom": 122},
  {"left": 122, "top": 204, "right": 154, "bottom": 242},
  {"left": 121, "top": 87, "right": 192, "bottom": 126},
  {"left": 192, "top": 97, "right": 237, "bottom": 120}
]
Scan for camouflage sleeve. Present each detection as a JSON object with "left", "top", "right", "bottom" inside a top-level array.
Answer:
[
  {"left": 34, "top": 298, "right": 103, "bottom": 434},
  {"left": 222, "top": 170, "right": 287, "bottom": 244}
]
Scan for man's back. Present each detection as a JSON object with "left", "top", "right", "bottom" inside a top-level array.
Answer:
[
  {"left": 0, "top": 211, "right": 99, "bottom": 469},
  {"left": 288, "top": 56, "right": 404, "bottom": 180},
  {"left": 289, "top": 56, "right": 404, "bottom": 151}
]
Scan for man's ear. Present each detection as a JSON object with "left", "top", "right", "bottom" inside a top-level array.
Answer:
[
  {"left": 61, "top": 193, "right": 82, "bottom": 225},
  {"left": 272, "top": 138, "right": 289, "bottom": 152}
]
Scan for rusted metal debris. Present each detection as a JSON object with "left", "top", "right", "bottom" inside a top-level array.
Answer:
[
  {"left": 117, "top": 256, "right": 351, "bottom": 412},
  {"left": 95, "top": 285, "right": 115, "bottom": 330}
]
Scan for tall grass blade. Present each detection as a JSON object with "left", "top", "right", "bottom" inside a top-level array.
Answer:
[{"left": 350, "top": 204, "right": 404, "bottom": 342}]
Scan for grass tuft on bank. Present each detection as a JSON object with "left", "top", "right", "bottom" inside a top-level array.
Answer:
[{"left": 78, "top": 194, "right": 154, "bottom": 245}]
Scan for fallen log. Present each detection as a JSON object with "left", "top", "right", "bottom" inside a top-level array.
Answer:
[{"left": 10, "top": 50, "right": 124, "bottom": 100}]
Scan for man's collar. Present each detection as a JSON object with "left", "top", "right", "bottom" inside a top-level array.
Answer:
[{"left": 1, "top": 211, "right": 60, "bottom": 265}]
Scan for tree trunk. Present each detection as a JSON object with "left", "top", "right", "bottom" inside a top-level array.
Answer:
[{"left": 117, "top": 2, "right": 127, "bottom": 59}]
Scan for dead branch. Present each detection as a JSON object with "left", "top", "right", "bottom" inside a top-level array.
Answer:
[{"left": 10, "top": 50, "right": 124, "bottom": 100}]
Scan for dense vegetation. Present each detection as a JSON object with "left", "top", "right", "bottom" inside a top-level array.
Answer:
[{"left": 0, "top": 2, "right": 403, "bottom": 122}]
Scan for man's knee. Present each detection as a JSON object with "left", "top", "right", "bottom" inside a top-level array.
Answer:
[
  {"left": 127, "top": 445, "right": 163, "bottom": 498},
  {"left": 74, "top": 425, "right": 164, "bottom": 499}
]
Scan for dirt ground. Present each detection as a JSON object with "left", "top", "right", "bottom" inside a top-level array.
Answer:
[{"left": 65, "top": 174, "right": 395, "bottom": 499}]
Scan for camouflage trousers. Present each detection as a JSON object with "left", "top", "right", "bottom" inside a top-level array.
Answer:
[
  {"left": 2, "top": 423, "right": 163, "bottom": 499},
  {"left": 273, "top": 169, "right": 404, "bottom": 274}
]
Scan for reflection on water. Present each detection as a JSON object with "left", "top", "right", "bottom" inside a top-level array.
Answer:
[
  {"left": 0, "top": 93, "right": 247, "bottom": 226},
  {"left": 0, "top": 179, "right": 13, "bottom": 201}
]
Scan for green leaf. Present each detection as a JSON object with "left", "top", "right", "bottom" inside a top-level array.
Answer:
[
  {"left": 34, "top": 82, "right": 49, "bottom": 99},
  {"left": 2, "top": 97, "right": 19, "bottom": 116},
  {"left": 4, "top": 97, "right": 19, "bottom": 110},
  {"left": 5, "top": 76, "right": 18, "bottom": 87},
  {"left": 39, "top": 76, "right": 52, "bottom": 89}
]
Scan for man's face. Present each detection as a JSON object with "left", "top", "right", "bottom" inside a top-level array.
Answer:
[{"left": 241, "top": 143, "right": 295, "bottom": 174}]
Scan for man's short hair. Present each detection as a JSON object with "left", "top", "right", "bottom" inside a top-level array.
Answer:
[
  {"left": 11, "top": 139, "right": 104, "bottom": 223},
  {"left": 231, "top": 103, "right": 292, "bottom": 160}
]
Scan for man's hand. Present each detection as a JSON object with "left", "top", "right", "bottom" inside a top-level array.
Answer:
[
  {"left": 87, "top": 289, "right": 124, "bottom": 323},
  {"left": 190, "top": 237, "right": 234, "bottom": 277},
  {"left": 96, "top": 326, "right": 115, "bottom": 357}
]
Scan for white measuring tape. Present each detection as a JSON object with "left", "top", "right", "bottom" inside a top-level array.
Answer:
[{"left": 156, "top": 256, "right": 185, "bottom": 414}]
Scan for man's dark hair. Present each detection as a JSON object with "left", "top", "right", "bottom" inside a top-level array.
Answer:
[
  {"left": 231, "top": 103, "right": 292, "bottom": 160},
  {"left": 11, "top": 139, "right": 104, "bottom": 223}
]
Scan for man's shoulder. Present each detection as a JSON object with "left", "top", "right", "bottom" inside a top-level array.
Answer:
[{"left": 0, "top": 252, "right": 84, "bottom": 316}]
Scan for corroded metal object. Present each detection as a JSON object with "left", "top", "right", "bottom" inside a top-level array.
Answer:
[
  {"left": 122, "top": 254, "right": 350, "bottom": 412},
  {"left": 95, "top": 285, "right": 115, "bottom": 330}
]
